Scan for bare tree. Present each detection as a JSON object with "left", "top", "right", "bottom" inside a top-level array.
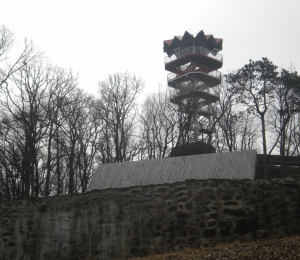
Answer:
[
  {"left": 59, "top": 87, "right": 90, "bottom": 194},
  {"left": 226, "top": 58, "right": 278, "bottom": 179},
  {"left": 0, "top": 25, "right": 39, "bottom": 90},
  {"left": 74, "top": 97, "right": 101, "bottom": 192},
  {"left": 0, "top": 116, "right": 24, "bottom": 200},
  {"left": 239, "top": 112, "right": 258, "bottom": 151},
  {"left": 139, "top": 86, "right": 178, "bottom": 159},
  {"left": 1, "top": 57, "right": 53, "bottom": 198},
  {"left": 267, "top": 68, "right": 300, "bottom": 175},
  {"left": 43, "top": 67, "right": 77, "bottom": 196},
  {"left": 96, "top": 72, "right": 144, "bottom": 163},
  {"left": 213, "top": 81, "right": 238, "bottom": 152}
]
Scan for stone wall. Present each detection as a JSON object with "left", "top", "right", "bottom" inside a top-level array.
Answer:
[{"left": 1, "top": 177, "right": 300, "bottom": 260}]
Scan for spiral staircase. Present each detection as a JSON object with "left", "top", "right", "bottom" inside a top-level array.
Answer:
[{"left": 164, "top": 30, "right": 223, "bottom": 154}]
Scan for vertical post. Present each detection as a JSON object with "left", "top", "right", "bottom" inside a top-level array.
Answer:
[
  {"left": 193, "top": 40, "right": 195, "bottom": 53},
  {"left": 298, "top": 113, "right": 300, "bottom": 144},
  {"left": 152, "top": 127, "right": 156, "bottom": 159}
]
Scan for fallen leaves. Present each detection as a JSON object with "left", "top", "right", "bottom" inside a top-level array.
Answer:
[{"left": 129, "top": 235, "right": 300, "bottom": 260}]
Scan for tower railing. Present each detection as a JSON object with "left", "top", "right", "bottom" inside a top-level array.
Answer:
[
  {"left": 165, "top": 46, "right": 223, "bottom": 64},
  {"left": 167, "top": 70, "right": 221, "bottom": 82}
]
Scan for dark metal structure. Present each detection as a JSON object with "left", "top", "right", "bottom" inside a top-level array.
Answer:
[{"left": 164, "top": 30, "right": 223, "bottom": 152}]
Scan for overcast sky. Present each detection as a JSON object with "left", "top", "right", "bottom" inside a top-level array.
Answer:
[{"left": 1, "top": 0, "right": 300, "bottom": 98}]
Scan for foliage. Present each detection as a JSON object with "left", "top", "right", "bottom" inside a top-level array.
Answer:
[{"left": 226, "top": 58, "right": 279, "bottom": 179}]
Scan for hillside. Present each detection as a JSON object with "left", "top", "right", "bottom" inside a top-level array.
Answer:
[{"left": 130, "top": 235, "right": 300, "bottom": 260}]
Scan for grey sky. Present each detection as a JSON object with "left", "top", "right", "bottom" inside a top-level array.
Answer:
[{"left": 1, "top": 0, "right": 300, "bottom": 97}]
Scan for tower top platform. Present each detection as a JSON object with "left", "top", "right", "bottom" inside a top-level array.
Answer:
[{"left": 164, "top": 30, "right": 223, "bottom": 56}]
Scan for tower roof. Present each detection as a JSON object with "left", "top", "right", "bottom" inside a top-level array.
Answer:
[{"left": 164, "top": 30, "right": 223, "bottom": 56}]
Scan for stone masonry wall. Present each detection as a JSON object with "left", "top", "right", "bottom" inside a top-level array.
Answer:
[{"left": 1, "top": 177, "right": 300, "bottom": 260}]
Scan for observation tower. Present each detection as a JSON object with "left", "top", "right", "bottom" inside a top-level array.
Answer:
[{"left": 163, "top": 30, "right": 223, "bottom": 155}]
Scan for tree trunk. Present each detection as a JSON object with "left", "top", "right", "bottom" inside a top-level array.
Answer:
[
  {"left": 56, "top": 131, "right": 61, "bottom": 195},
  {"left": 68, "top": 141, "right": 76, "bottom": 194},
  {"left": 45, "top": 124, "right": 53, "bottom": 197},
  {"left": 280, "top": 124, "right": 286, "bottom": 177},
  {"left": 261, "top": 115, "right": 268, "bottom": 179}
]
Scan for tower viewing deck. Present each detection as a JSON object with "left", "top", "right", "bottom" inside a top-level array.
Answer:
[{"left": 164, "top": 30, "right": 223, "bottom": 149}]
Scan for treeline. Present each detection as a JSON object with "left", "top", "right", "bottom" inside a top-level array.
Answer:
[{"left": 0, "top": 26, "right": 299, "bottom": 201}]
